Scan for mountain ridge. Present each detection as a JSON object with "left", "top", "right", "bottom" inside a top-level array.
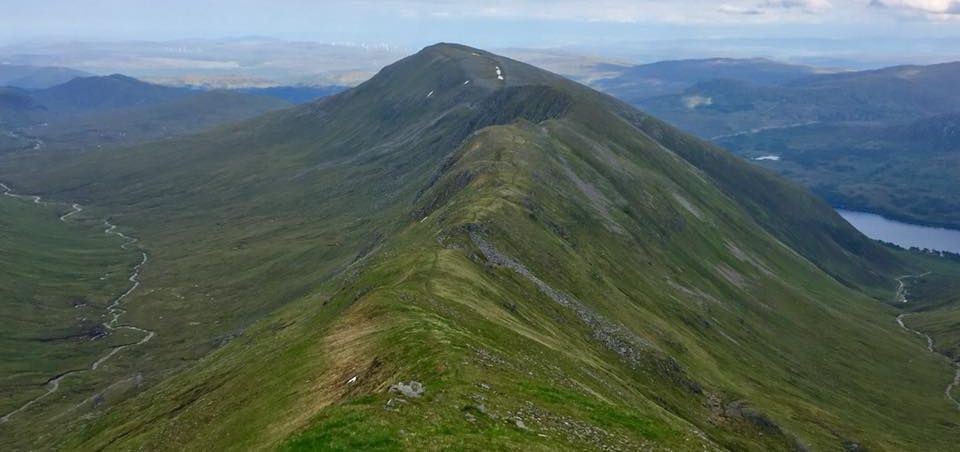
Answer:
[{"left": 0, "top": 43, "right": 957, "bottom": 451}]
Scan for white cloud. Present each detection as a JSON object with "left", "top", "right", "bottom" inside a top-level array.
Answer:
[
  {"left": 348, "top": 0, "right": 960, "bottom": 24},
  {"left": 872, "top": 0, "right": 960, "bottom": 16},
  {"left": 353, "top": 0, "right": 849, "bottom": 24}
]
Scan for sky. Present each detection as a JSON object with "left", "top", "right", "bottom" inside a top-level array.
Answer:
[{"left": 2, "top": 1, "right": 959, "bottom": 64}]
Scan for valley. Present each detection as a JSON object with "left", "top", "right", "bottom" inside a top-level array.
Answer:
[{"left": 0, "top": 182, "right": 148, "bottom": 427}]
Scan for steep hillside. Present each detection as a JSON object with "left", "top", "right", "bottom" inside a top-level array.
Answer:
[
  {"left": 0, "top": 44, "right": 956, "bottom": 451},
  {"left": 617, "top": 61, "right": 960, "bottom": 230},
  {"left": 0, "top": 87, "right": 45, "bottom": 127}
]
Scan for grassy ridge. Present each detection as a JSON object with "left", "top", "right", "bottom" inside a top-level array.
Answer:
[{"left": 0, "top": 44, "right": 959, "bottom": 450}]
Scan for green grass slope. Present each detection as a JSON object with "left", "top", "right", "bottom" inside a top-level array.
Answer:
[{"left": 0, "top": 44, "right": 957, "bottom": 450}]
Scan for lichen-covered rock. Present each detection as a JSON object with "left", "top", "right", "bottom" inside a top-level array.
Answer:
[{"left": 389, "top": 381, "right": 425, "bottom": 398}]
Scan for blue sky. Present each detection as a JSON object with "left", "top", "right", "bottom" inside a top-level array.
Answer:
[{"left": 3, "top": 1, "right": 959, "bottom": 62}]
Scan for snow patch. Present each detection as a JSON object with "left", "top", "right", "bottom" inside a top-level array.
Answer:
[
  {"left": 426, "top": 90, "right": 434, "bottom": 98},
  {"left": 463, "top": 80, "right": 470, "bottom": 85},
  {"left": 495, "top": 66, "right": 504, "bottom": 81},
  {"left": 753, "top": 155, "right": 781, "bottom": 161},
  {"left": 682, "top": 95, "right": 712, "bottom": 109}
]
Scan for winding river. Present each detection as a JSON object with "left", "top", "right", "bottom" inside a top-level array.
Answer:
[{"left": 0, "top": 182, "right": 155, "bottom": 424}]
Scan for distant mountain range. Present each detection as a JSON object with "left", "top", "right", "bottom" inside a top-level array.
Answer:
[
  {"left": 0, "top": 37, "right": 409, "bottom": 87},
  {"left": 0, "top": 73, "right": 291, "bottom": 152},
  {"left": 633, "top": 61, "right": 960, "bottom": 138},
  {"left": 592, "top": 57, "right": 829, "bottom": 104}
]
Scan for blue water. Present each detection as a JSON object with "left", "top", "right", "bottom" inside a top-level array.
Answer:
[{"left": 837, "top": 209, "right": 960, "bottom": 254}]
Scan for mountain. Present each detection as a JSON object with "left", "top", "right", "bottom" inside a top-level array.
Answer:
[
  {"left": 0, "top": 75, "right": 290, "bottom": 153},
  {"left": 592, "top": 58, "right": 826, "bottom": 105},
  {"left": 32, "top": 74, "right": 195, "bottom": 112},
  {"left": 0, "top": 44, "right": 958, "bottom": 450},
  {"left": 0, "top": 64, "right": 90, "bottom": 89}
]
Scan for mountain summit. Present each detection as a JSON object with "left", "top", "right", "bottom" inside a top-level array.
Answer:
[{"left": 0, "top": 44, "right": 955, "bottom": 450}]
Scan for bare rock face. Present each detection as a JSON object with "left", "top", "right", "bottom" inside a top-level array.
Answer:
[{"left": 389, "top": 381, "right": 425, "bottom": 398}]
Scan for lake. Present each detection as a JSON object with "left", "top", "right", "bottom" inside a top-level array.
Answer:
[{"left": 837, "top": 209, "right": 960, "bottom": 254}]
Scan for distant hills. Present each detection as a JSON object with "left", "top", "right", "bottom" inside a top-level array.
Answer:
[
  {"left": 2, "top": 44, "right": 957, "bottom": 451},
  {"left": 595, "top": 58, "right": 960, "bottom": 229},
  {"left": 0, "top": 37, "right": 408, "bottom": 87},
  {"left": 0, "top": 64, "right": 91, "bottom": 89},
  {"left": 592, "top": 58, "right": 828, "bottom": 105},
  {"left": 717, "top": 111, "right": 960, "bottom": 229},
  {"left": 32, "top": 74, "right": 193, "bottom": 111},
  {"left": 234, "top": 85, "right": 348, "bottom": 103},
  {"left": 0, "top": 74, "right": 291, "bottom": 152},
  {"left": 635, "top": 61, "right": 960, "bottom": 138}
]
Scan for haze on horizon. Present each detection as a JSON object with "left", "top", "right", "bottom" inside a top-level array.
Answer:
[{"left": 3, "top": 0, "right": 960, "bottom": 67}]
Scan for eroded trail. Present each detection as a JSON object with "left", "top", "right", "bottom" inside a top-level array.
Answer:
[
  {"left": 0, "top": 182, "right": 156, "bottom": 423},
  {"left": 895, "top": 273, "right": 931, "bottom": 303},
  {"left": 894, "top": 273, "right": 960, "bottom": 410}
]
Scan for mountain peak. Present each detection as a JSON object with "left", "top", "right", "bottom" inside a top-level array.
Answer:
[
  {"left": 419, "top": 42, "right": 484, "bottom": 55},
  {"left": 335, "top": 42, "right": 590, "bottom": 116}
]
